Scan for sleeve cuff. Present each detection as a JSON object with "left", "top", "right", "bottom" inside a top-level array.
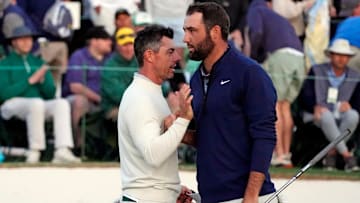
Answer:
[{"left": 174, "top": 117, "right": 191, "bottom": 127}]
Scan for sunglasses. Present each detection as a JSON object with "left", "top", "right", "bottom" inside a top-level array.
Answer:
[{"left": 117, "top": 33, "right": 135, "bottom": 39}]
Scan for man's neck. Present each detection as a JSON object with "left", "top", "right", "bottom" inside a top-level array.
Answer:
[
  {"left": 332, "top": 66, "right": 346, "bottom": 77},
  {"left": 88, "top": 46, "right": 104, "bottom": 61},
  {"left": 14, "top": 49, "right": 28, "bottom": 56},
  {"left": 203, "top": 40, "right": 228, "bottom": 73},
  {"left": 138, "top": 67, "right": 163, "bottom": 85}
]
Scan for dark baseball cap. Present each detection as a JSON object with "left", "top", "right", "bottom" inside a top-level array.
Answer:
[
  {"left": 115, "top": 8, "right": 130, "bottom": 19},
  {"left": 7, "top": 25, "right": 37, "bottom": 40},
  {"left": 85, "top": 26, "right": 111, "bottom": 39}
]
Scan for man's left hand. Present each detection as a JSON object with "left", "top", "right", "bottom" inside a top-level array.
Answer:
[{"left": 177, "top": 186, "right": 193, "bottom": 203}]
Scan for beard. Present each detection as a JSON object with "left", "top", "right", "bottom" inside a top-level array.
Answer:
[{"left": 188, "top": 33, "right": 215, "bottom": 61}]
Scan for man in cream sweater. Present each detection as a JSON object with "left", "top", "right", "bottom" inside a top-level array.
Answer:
[{"left": 117, "top": 25, "right": 194, "bottom": 202}]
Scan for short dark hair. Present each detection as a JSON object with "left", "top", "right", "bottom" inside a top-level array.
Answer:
[
  {"left": 186, "top": 2, "right": 230, "bottom": 41},
  {"left": 115, "top": 8, "right": 130, "bottom": 19},
  {"left": 134, "top": 24, "right": 174, "bottom": 67},
  {"left": 85, "top": 26, "right": 111, "bottom": 39}
]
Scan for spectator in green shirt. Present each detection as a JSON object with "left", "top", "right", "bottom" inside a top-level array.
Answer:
[
  {"left": 0, "top": 25, "right": 80, "bottom": 164},
  {"left": 101, "top": 27, "right": 138, "bottom": 121}
]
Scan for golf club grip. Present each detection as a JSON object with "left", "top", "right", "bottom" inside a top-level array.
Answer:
[{"left": 308, "top": 129, "right": 351, "bottom": 166}]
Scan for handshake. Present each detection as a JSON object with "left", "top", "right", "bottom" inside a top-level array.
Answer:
[
  {"left": 163, "top": 84, "right": 194, "bottom": 132},
  {"left": 167, "top": 84, "right": 194, "bottom": 121}
]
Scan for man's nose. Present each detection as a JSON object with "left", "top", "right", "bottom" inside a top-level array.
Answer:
[
  {"left": 183, "top": 31, "right": 189, "bottom": 44},
  {"left": 174, "top": 51, "right": 181, "bottom": 62}
]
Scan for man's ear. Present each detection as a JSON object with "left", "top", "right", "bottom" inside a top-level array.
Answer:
[
  {"left": 210, "top": 25, "right": 221, "bottom": 40},
  {"left": 144, "top": 49, "right": 154, "bottom": 63}
]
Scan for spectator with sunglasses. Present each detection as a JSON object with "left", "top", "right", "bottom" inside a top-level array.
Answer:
[{"left": 101, "top": 27, "right": 138, "bottom": 121}]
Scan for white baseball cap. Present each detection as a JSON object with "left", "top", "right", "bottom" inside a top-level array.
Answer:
[{"left": 325, "top": 38, "right": 355, "bottom": 56}]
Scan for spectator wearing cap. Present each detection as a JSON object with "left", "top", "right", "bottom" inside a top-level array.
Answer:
[
  {"left": 298, "top": 38, "right": 360, "bottom": 172},
  {"left": 17, "top": 0, "right": 71, "bottom": 98},
  {"left": 0, "top": 0, "right": 36, "bottom": 57},
  {"left": 0, "top": 25, "right": 80, "bottom": 164},
  {"left": 62, "top": 26, "right": 112, "bottom": 148},
  {"left": 332, "top": 7, "right": 360, "bottom": 72},
  {"left": 112, "top": 8, "right": 133, "bottom": 49},
  {"left": 114, "top": 8, "right": 133, "bottom": 32},
  {"left": 101, "top": 27, "right": 137, "bottom": 121}
]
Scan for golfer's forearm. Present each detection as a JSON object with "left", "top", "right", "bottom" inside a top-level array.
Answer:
[
  {"left": 181, "top": 130, "right": 196, "bottom": 146},
  {"left": 243, "top": 171, "right": 265, "bottom": 201},
  {"left": 70, "top": 83, "right": 101, "bottom": 102},
  {"left": 142, "top": 118, "right": 190, "bottom": 167}
]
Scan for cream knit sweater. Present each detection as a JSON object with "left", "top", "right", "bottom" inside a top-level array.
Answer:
[{"left": 118, "top": 73, "right": 190, "bottom": 202}]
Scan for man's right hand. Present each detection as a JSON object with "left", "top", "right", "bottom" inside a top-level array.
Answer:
[
  {"left": 28, "top": 65, "right": 48, "bottom": 85},
  {"left": 177, "top": 84, "right": 193, "bottom": 121},
  {"left": 339, "top": 101, "right": 351, "bottom": 113},
  {"left": 314, "top": 105, "right": 328, "bottom": 121}
]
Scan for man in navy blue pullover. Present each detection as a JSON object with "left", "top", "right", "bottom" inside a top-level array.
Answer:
[{"left": 183, "top": 2, "right": 278, "bottom": 203}]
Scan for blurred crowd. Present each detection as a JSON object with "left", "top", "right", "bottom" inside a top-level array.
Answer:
[{"left": 0, "top": 0, "right": 359, "bottom": 172}]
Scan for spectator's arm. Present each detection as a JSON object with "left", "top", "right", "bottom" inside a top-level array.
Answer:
[
  {"left": 0, "top": 59, "right": 42, "bottom": 100},
  {"left": 0, "top": 69, "right": 30, "bottom": 101},
  {"left": 247, "top": 8, "right": 264, "bottom": 61},
  {"left": 70, "top": 83, "right": 101, "bottom": 103},
  {"left": 38, "top": 68, "right": 56, "bottom": 99}
]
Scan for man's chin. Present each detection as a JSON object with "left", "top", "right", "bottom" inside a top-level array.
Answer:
[
  {"left": 167, "top": 73, "right": 175, "bottom": 79},
  {"left": 189, "top": 54, "right": 203, "bottom": 61}
]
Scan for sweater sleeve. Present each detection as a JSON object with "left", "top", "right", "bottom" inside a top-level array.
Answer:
[
  {"left": 0, "top": 75, "right": 31, "bottom": 101},
  {"left": 125, "top": 97, "right": 190, "bottom": 167},
  {"left": 38, "top": 69, "right": 56, "bottom": 99},
  {"left": 0, "top": 62, "right": 31, "bottom": 101},
  {"left": 243, "top": 65, "right": 277, "bottom": 174}
]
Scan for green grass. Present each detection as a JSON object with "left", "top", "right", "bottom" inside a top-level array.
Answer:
[
  {"left": 179, "top": 164, "right": 360, "bottom": 180},
  {"left": 270, "top": 167, "right": 360, "bottom": 180}
]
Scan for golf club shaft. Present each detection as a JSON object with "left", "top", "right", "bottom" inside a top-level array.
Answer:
[{"left": 265, "top": 129, "right": 352, "bottom": 203}]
